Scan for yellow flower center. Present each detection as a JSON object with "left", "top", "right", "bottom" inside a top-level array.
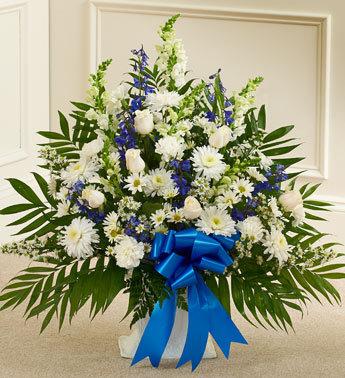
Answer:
[
  {"left": 211, "top": 216, "right": 223, "bottom": 229},
  {"left": 238, "top": 185, "right": 246, "bottom": 193},
  {"left": 153, "top": 175, "right": 164, "bottom": 186},
  {"left": 67, "top": 228, "right": 81, "bottom": 242},
  {"left": 202, "top": 154, "right": 218, "bottom": 168},
  {"left": 133, "top": 178, "right": 141, "bottom": 187}
]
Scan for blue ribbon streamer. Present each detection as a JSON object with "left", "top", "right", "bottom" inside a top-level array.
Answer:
[{"left": 131, "top": 228, "right": 247, "bottom": 370}]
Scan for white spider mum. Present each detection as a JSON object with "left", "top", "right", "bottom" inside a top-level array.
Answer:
[
  {"left": 191, "top": 146, "right": 226, "bottom": 181},
  {"left": 144, "top": 168, "right": 175, "bottom": 197},
  {"left": 124, "top": 173, "right": 146, "bottom": 194},
  {"left": 262, "top": 226, "right": 291, "bottom": 266},
  {"left": 103, "top": 212, "right": 122, "bottom": 243},
  {"left": 232, "top": 178, "right": 254, "bottom": 198},
  {"left": 237, "top": 216, "right": 264, "bottom": 243},
  {"left": 196, "top": 206, "right": 236, "bottom": 236},
  {"left": 155, "top": 135, "right": 185, "bottom": 162},
  {"left": 114, "top": 236, "right": 145, "bottom": 269},
  {"left": 61, "top": 217, "right": 99, "bottom": 259},
  {"left": 61, "top": 158, "right": 100, "bottom": 186}
]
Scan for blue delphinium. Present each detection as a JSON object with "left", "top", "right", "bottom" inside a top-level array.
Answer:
[{"left": 169, "top": 159, "right": 191, "bottom": 196}]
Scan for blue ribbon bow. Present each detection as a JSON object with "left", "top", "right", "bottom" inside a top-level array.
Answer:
[{"left": 131, "top": 228, "right": 247, "bottom": 371}]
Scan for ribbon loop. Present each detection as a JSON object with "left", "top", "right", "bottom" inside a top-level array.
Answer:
[{"left": 132, "top": 228, "right": 247, "bottom": 371}]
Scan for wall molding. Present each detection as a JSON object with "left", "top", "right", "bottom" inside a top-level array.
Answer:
[
  {"left": 0, "top": 1, "right": 29, "bottom": 167},
  {"left": 89, "top": 1, "right": 331, "bottom": 181}
]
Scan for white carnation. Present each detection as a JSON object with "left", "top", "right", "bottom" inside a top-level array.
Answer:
[
  {"left": 155, "top": 135, "right": 185, "bottom": 162},
  {"left": 114, "top": 236, "right": 145, "bottom": 269},
  {"left": 146, "top": 91, "right": 182, "bottom": 112}
]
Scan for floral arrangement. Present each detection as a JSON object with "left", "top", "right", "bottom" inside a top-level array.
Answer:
[{"left": 1, "top": 15, "right": 344, "bottom": 371}]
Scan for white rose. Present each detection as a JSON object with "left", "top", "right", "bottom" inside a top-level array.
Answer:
[
  {"left": 134, "top": 109, "right": 154, "bottom": 135},
  {"left": 292, "top": 204, "right": 305, "bottom": 226},
  {"left": 279, "top": 190, "right": 303, "bottom": 212},
  {"left": 183, "top": 196, "right": 203, "bottom": 220},
  {"left": 80, "top": 138, "right": 104, "bottom": 159},
  {"left": 125, "top": 149, "right": 145, "bottom": 173},
  {"left": 82, "top": 188, "right": 105, "bottom": 208},
  {"left": 209, "top": 126, "right": 232, "bottom": 149}
]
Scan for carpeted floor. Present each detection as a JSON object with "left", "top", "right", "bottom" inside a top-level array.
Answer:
[{"left": 1, "top": 254, "right": 345, "bottom": 378}]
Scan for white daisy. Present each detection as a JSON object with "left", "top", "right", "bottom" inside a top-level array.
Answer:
[
  {"left": 113, "top": 236, "right": 145, "bottom": 269},
  {"left": 103, "top": 212, "right": 122, "bottom": 243},
  {"left": 262, "top": 226, "right": 291, "bottom": 266},
  {"left": 237, "top": 216, "right": 264, "bottom": 243},
  {"left": 150, "top": 209, "right": 167, "bottom": 228},
  {"left": 168, "top": 208, "right": 185, "bottom": 223},
  {"left": 60, "top": 217, "right": 99, "bottom": 259},
  {"left": 155, "top": 135, "right": 185, "bottom": 162},
  {"left": 196, "top": 206, "right": 236, "bottom": 236},
  {"left": 144, "top": 168, "right": 175, "bottom": 197},
  {"left": 61, "top": 158, "right": 100, "bottom": 186},
  {"left": 191, "top": 146, "right": 226, "bottom": 181},
  {"left": 232, "top": 178, "right": 254, "bottom": 198},
  {"left": 146, "top": 91, "right": 182, "bottom": 112},
  {"left": 162, "top": 187, "right": 179, "bottom": 200},
  {"left": 247, "top": 167, "right": 267, "bottom": 182},
  {"left": 124, "top": 173, "right": 146, "bottom": 194},
  {"left": 216, "top": 190, "right": 240, "bottom": 209}
]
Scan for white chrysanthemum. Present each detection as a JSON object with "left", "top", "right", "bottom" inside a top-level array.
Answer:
[
  {"left": 237, "top": 216, "right": 264, "bottom": 243},
  {"left": 191, "top": 146, "right": 226, "bottom": 181},
  {"left": 61, "top": 158, "right": 100, "bottom": 186},
  {"left": 146, "top": 91, "right": 182, "bottom": 112},
  {"left": 268, "top": 197, "right": 282, "bottom": 218},
  {"left": 196, "top": 206, "right": 236, "bottom": 236},
  {"left": 232, "top": 178, "right": 254, "bottom": 198},
  {"left": 247, "top": 167, "right": 267, "bottom": 182},
  {"left": 124, "top": 173, "right": 146, "bottom": 194},
  {"left": 168, "top": 208, "right": 185, "bottom": 223},
  {"left": 162, "top": 187, "right": 179, "bottom": 200},
  {"left": 262, "top": 227, "right": 291, "bottom": 266},
  {"left": 144, "top": 168, "right": 175, "bottom": 197},
  {"left": 150, "top": 209, "right": 167, "bottom": 228},
  {"left": 103, "top": 211, "right": 123, "bottom": 243},
  {"left": 61, "top": 217, "right": 99, "bottom": 259},
  {"left": 114, "top": 236, "right": 145, "bottom": 269},
  {"left": 155, "top": 135, "right": 185, "bottom": 162},
  {"left": 216, "top": 190, "right": 240, "bottom": 209},
  {"left": 57, "top": 200, "right": 70, "bottom": 217}
]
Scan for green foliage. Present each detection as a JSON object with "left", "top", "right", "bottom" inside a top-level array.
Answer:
[{"left": 0, "top": 257, "right": 125, "bottom": 332}]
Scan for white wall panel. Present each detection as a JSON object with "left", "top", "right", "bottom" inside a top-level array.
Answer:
[{"left": 0, "top": 0, "right": 49, "bottom": 241}]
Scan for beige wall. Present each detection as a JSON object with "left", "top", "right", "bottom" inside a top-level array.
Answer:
[{"left": 1, "top": 0, "right": 345, "bottom": 243}]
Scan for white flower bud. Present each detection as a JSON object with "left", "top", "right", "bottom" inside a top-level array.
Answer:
[
  {"left": 209, "top": 126, "right": 232, "bottom": 149},
  {"left": 279, "top": 190, "right": 303, "bottom": 212},
  {"left": 134, "top": 109, "right": 154, "bottom": 135},
  {"left": 125, "top": 149, "right": 145, "bottom": 173},
  {"left": 183, "top": 196, "right": 202, "bottom": 220},
  {"left": 292, "top": 204, "right": 305, "bottom": 226},
  {"left": 82, "top": 189, "right": 105, "bottom": 208}
]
